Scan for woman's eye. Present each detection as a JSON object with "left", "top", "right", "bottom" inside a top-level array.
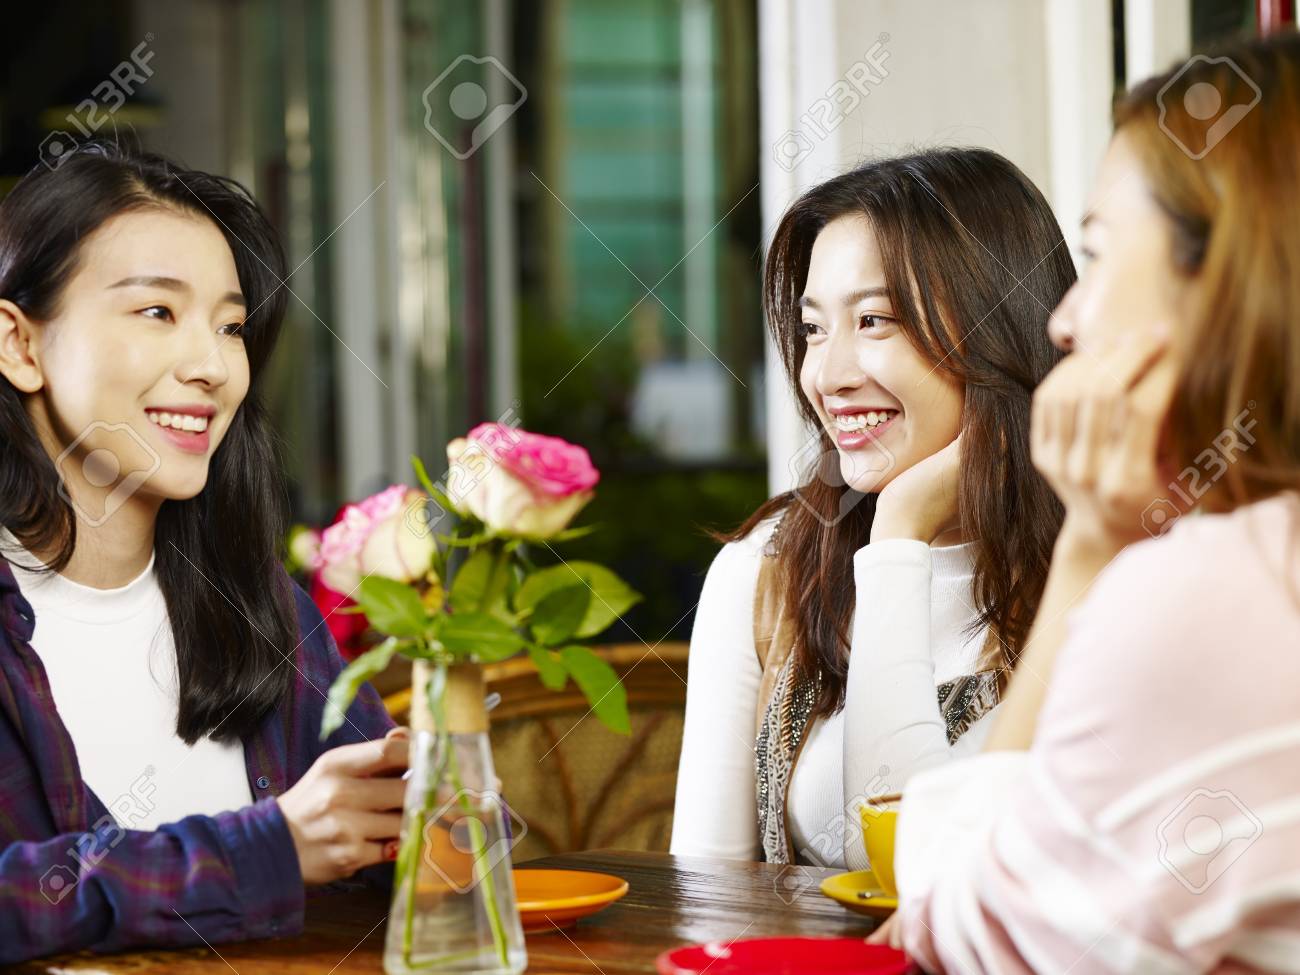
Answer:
[
  {"left": 140, "top": 305, "right": 174, "bottom": 323},
  {"left": 797, "top": 321, "right": 825, "bottom": 340},
  {"left": 217, "top": 322, "right": 247, "bottom": 338},
  {"left": 859, "top": 314, "right": 892, "bottom": 330}
]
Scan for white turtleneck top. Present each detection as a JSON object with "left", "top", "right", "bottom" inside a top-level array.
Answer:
[
  {"left": 0, "top": 530, "right": 253, "bottom": 829},
  {"left": 670, "top": 518, "right": 996, "bottom": 870}
]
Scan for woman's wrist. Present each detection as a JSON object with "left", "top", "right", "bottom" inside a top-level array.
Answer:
[
  {"left": 871, "top": 498, "right": 948, "bottom": 545},
  {"left": 1053, "top": 514, "right": 1134, "bottom": 570}
]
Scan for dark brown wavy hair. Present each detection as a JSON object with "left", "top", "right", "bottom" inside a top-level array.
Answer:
[
  {"left": 726, "top": 148, "right": 1074, "bottom": 720},
  {"left": 1114, "top": 32, "right": 1300, "bottom": 512}
]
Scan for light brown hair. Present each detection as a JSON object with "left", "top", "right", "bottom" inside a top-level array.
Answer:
[{"left": 1115, "top": 32, "right": 1300, "bottom": 509}]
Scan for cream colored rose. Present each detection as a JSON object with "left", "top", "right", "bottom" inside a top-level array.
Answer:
[
  {"left": 446, "top": 431, "right": 594, "bottom": 539},
  {"left": 315, "top": 485, "right": 437, "bottom": 594}
]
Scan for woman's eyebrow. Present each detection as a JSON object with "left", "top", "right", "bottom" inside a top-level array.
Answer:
[
  {"left": 108, "top": 274, "right": 190, "bottom": 292},
  {"left": 107, "top": 275, "right": 245, "bottom": 308},
  {"left": 798, "top": 286, "right": 890, "bottom": 310}
]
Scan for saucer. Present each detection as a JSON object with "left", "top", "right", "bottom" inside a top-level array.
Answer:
[{"left": 819, "top": 870, "right": 899, "bottom": 919}]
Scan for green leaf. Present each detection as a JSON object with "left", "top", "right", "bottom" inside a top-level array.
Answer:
[
  {"left": 527, "top": 644, "right": 568, "bottom": 691},
  {"left": 516, "top": 562, "right": 642, "bottom": 639},
  {"left": 437, "top": 612, "right": 526, "bottom": 662},
  {"left": 449, "top": 546, "right": 511, "bottom": 615},
  {"left": 320, "top": 637, "right": 401, "bottom": 740},
  {"left": 559, "top": 645, "right": 630, "bottom": 735},
  {"left": 547, "top": 524, "right": 599, "bottom": 543},
  {"left": 355, "top": 576, "right": 430, "bottom": 637},
  {"left": 529, "top": 584, "right": 591, "bottom": 646}
]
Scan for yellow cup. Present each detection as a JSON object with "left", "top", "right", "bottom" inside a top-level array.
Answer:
[{"left": 859, "top": 794, "right": 902, "bottom": 897}]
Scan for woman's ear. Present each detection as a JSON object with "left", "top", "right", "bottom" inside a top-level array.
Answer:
[{"left": 0, "top": 299, "right": 44, "bottom": 393}]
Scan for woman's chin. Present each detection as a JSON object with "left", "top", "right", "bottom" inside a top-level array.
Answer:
[
  {"left": 149, "top": 470, "right": 211, "bottom": 504},
  {"left": 839, "top": 453, "right": 898, "bottom": 494}
]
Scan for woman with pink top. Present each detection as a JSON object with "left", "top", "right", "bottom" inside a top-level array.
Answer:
[{"left": 879, "top": 31, "right": 1300, "bottom": 973}]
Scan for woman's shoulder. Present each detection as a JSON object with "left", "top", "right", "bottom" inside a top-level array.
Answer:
[
  {"left": 692, "top": 514, "right": 785, "bottom": 628},
  {"left": 707, "top": 514, "right": 781, "bottom": 580},
  {"left": 1062, "top": 493, "right": 1300, "bottom": 688},
  {"left": 1097, "top": 492, "right": 1300, "bottom": 609}
]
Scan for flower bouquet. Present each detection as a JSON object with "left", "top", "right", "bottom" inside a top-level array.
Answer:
[{"left": 313, "top": 423, "right": 640, "bottom": 975}]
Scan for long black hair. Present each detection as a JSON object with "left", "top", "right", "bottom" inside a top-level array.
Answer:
[
  {"left": 728, "top": 148, "right": 1074, "bottom": 719},
  {"left": 0, "top": 140, "right": 296, "bottom": 744}
]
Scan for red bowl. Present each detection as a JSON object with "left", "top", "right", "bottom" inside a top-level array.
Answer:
[{"left": 657, "top": 936, "right": 914, "bottom": 975}]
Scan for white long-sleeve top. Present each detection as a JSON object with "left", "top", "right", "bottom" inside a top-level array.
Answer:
[
  {"left": 0, "top": 530, "right": 253, "bottom": 830},
  {"left": 894, "top": 493, "right": 1300, "bottom": 974},
  {"left": 670, "top": 518, "right": 996, "bottom": 868}
]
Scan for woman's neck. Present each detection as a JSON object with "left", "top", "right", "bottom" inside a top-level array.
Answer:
[{"left": 21, "top": 500, "right": 159, "bottom": 590}]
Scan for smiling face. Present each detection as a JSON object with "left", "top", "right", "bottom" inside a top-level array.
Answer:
[
  {"left": 24, "top": 206, "right": 250, "bottom": 515},
  {"left": 797, "top": 214, "right": 964, "bottom": 493},
  {"left": 1048, "top": 131, "right": 1190, "bottom": 355}
]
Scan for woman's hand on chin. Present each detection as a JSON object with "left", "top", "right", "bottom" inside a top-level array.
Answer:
[
  {"left": 870, "top": 433, "right": 963, "bottom": 545},
  {"left": 1030, "top": 327, "right": 1179, "bottom": 564}
]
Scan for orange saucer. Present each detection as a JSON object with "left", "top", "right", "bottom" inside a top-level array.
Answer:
[{"left": 514, "top": 868, "right": 629, "bottom": 933}]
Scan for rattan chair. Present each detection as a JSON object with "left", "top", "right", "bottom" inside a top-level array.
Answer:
[{"left": 381, "top": 643, "right": 688, "bottom": 860}]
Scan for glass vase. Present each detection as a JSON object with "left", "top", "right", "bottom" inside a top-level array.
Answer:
[{"left": 383, "top": 662, "right": 526, "bottom": 975}]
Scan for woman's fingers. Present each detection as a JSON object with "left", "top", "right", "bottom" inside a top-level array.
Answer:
[
  {"left": 350, "top": 809, "right": 406, "bottom": 841},
  {"left": 326, "top": 734, "right": 410, "bottom": 777},
  {"left": 353, "top": 775, "right": 409, "bottom": 812}
]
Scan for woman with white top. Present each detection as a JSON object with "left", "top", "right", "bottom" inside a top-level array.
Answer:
[
  {"left": 0, "top": 141, "right": 404, "bottom": 962},
  {"left": 882, "top": 32, "right": 1300, "bottom": 972},
  {"left": 671, "top": 148, "right": 1076, "bottom": 870}
]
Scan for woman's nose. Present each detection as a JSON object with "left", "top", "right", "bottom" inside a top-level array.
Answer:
[
  {"left": 1047, "top": 311, "right": 1076, "bottom": 352},
  {"left": 175, "top": 323, "right": 231, "bottom": 388},
  {"left": 814, "top": 325, "right": 866, "bottom": 395}
]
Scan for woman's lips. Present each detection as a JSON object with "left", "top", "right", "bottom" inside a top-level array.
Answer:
[
  {"left": 146, "top": 414, "right": 211, "bottom": 455},
  {"left": 833, "top": 411, "right": 899, "bottom": 449}
]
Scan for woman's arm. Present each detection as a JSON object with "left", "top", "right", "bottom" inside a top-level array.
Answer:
[
  {"left": 669, "top": 532, "right": 768, "bottom": 860},
  {"left": 841, "top": 539, "right": 991, "bottom": 870},
  {"left": 0, "top": 793, "right": 303, "bottom": 963},
  {"left": 986, "top": 333, "right": 1176, "bottom": 751},
  {"left": 893, "top": 516, "right": 1300, "bottom": 974}
]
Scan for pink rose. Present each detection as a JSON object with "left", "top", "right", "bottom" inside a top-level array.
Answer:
[
  {"left": 445, "top": 425, "right": 599, "bottom": 538},
  {"left": 314, "top": 485, "right": 436, "bottom": 594}
]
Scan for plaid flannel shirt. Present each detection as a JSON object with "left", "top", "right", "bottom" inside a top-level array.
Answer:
[{"left": 0, "top": 559, "right": 395, "bottom": 963}]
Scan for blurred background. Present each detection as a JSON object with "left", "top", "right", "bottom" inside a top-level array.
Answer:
[{"left": 0, "top": 0, "right": 1287, "bottom": 650}]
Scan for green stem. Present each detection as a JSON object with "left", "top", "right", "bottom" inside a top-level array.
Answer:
[
  {"left": 399, "top": 739, "right": 446, "bottom": 965},
  {"left": 445, "top": 733, "right": 510, "bottom": 968},
  {"left": 398, "top": 658, "right": 511, "bottom": 971}
]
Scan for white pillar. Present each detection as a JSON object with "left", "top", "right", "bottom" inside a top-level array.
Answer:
[
  {"left": 1125, "top": 0, "right": 1192, "bottom": 85},
  {"left": 1046, "top": 0, "right": 1116, "bottom": 258}
]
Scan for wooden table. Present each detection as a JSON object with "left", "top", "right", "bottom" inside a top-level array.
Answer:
[{"left": 18, "top": 850, "right": 879, "bottom": 973}]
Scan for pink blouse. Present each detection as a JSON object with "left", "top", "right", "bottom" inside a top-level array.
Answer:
[{"left": 894, "top": 492, "right": 1300, "bottom": 974}]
